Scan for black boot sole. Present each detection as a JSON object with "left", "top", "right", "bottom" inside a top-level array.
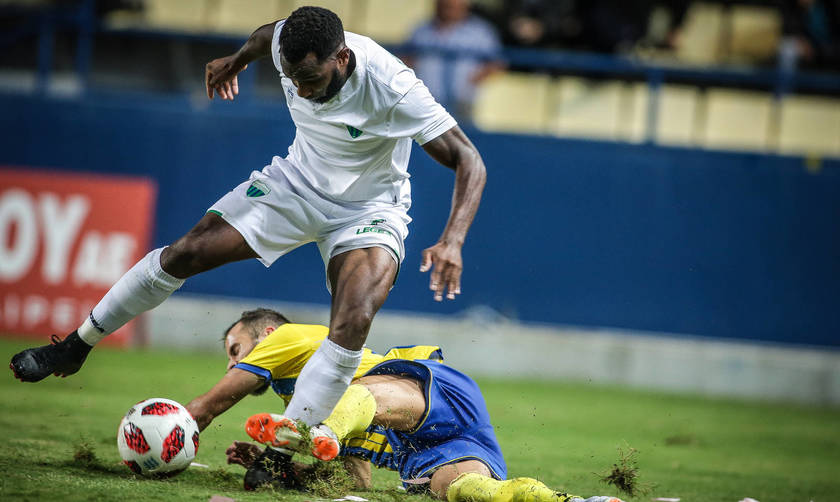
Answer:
[
  {"left": 9, "top": 340, "right": 88, "bottom": 383},
  {"left": 9, "top": 350, "right": 53, "bottom": 383}
]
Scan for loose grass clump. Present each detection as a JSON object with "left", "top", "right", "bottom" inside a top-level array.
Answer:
[
  {"left": 72, "top": 437, "right": 100, "bottom": 468},
  {"left": 598, "top": 443, "right": 652, "bottom": 497},
  {"left": 303, "top": 459, "right": 357, "bottom": 498}
]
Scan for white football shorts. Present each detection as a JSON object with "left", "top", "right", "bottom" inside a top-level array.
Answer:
[{"left": 208, "top": 157, "right": 410, "bottom": 290}]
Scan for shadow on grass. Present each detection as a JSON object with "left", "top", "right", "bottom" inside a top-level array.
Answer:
[{"left": 60, "top": 459, "right": 126, "bottom": 476}]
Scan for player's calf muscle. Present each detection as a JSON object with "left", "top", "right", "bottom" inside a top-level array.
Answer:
[
  {"left": 328, "top": 251, "right": 396, "bottom": 348},
  {"left": 328, "top": 308, "right": 377, "bottom": 348}
]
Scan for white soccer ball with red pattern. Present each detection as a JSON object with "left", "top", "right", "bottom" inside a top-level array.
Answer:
[{"left": 117, "top": 398, "right": 200, "bottom": 476}]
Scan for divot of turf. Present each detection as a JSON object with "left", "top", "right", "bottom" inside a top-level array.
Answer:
[
  {"left": 72, "top": 436, "right": 99, "bottom": 467},
  {"left": 293, "top": 419, "right": 313, "bottom": 452},
  {"left": 287, "top": 419, "right": 359, "bottom": 498},
  {"left": 303, "top": 460, "right": 357, "bottom": 498},
  {"left": 598, "top": 442, "right": 653, "bottom": 497}
]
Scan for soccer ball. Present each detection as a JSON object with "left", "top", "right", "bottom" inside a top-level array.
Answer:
[{"left": 117, "top": 398, "right": 200, "bottom": 476}]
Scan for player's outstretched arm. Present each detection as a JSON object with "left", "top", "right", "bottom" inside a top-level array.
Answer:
[
  {"left": 421, "top": 126, "right": 487, "bottom": 301},
  {"left": 186, "top": 368, "right": 264, "bottom": 430},
  {"left": 206, "top": 21, "right": 277, "bottom": 100}
]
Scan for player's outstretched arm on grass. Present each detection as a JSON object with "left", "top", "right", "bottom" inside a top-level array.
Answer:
[
  {"left": 206, "top": 21, "right": 277, "bottom": 100},
  {"left": 186, "top": 368, "right": 264, "bottom": 430},
  {"left": 227, "top": 440, "right": 324, "bottom": 485},
  {"left": 420, "top": 125, "right": 487, "bottom": 301}
]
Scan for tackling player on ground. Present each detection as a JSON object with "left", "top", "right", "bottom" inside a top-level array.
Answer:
[
  {"left": 184, "top": 308, "right": 623, "bottom": 502},
  {"left": 11, "top": 6, "right": 485, "bottom": 432}
]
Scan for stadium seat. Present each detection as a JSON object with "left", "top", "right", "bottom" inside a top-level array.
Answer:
[
  {"left": 141, "top": 0, "right": 212, "bottom": 32},
  {"left": 726, "top": 5, "right": 781, "bottom": 64},
  {"left": 674, "top": 2, "right": 725, "bottom": 64},
  {"left": 702, "top": 88, "right": 773, "bottom": 151},
  {"left": 624, "top": 82, "right": 652, "bottom": 143},
  {"left": 212, "top": 0, "right": 285, "bottom": 35},
  {"left": 778, "top": 96, "right": 840, "bottom": 157},
  {"left": 549, "top": 77, "right": 625, "bottom": 141},
  {"left": 473, "top": 71, "right": 551, "bottom": 134},
  {"left": 356, "top": 0, "right": 434, "bottom": 44},
  {"left": 655, "top": 85, "right": 701, "bottom": 146},
  {"left": 105, "top": 0, "right": 212, "bottom": 32}
]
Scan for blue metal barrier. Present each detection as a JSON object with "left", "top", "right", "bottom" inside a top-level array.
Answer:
[
  {"left": 0, "top": 92, "right": 838, "bottom": 347},
  {"left": 2, "top": 3, "right": 839, "bottom": 347}
]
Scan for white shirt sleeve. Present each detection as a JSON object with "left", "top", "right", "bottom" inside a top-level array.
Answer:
[
  {"left": 271, "top": 20, "right": 287, "bottom": 76},
  {"left": 387, "top": 77, "right": 458, "bottom": 145}
]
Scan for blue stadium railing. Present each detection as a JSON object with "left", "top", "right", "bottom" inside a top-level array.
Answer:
[{"left": 4, "top": 0, "right": 840, "bottom": 144}]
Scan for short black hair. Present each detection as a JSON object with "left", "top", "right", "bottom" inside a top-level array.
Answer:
[
  {"left": 279, "top": 6, "right": 345, "bottom": 64},
  {"left": 223, "top": 308, "right": 290, "bottom": 341}
]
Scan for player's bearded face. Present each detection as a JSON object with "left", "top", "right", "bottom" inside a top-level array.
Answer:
[
  {"left": 282, "top": 48, "right": 350, "bottom": 104},
  {"left": 314, "top": 66, "right": 345, "bottom": 104}
]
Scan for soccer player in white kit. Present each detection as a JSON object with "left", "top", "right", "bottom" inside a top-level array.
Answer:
[{"left": 10, "top": 4, "right": 486, "bottom": 463}]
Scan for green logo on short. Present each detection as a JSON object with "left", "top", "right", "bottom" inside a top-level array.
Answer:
[
  {"left": 356, "top": 226, "right": 392, "bottom": 236},
  {"left": 346, "top": 125, "right": 364, "bottom": 138},
  {"left": 246, "top": 180, "right": 270, "bottom": 198}
]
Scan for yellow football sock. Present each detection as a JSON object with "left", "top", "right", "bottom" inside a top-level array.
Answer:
[
  {"left": 446, "top": 472, "right": 578, "bottom": 502},
  {"left": 322, "top": 384, "right": 377, "bottom": 441}
]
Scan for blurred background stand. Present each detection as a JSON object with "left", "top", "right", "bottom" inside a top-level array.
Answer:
[{"left": 1, "top": 0, "right": 839, "bottom": 405}]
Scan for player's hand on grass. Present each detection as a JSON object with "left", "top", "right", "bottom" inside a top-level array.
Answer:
[
  {"left": 420, "top": 241, "right": 463, "bottom": 301},
  {"left": 206, "top": 55, "right": 248, "bottom": 101},
  {"left": 225, "top": 440, "right": 263, "bottom": 468}
]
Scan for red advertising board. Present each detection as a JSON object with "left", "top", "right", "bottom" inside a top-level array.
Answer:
[{"left": 0, "top": 168, "right": 156, "bottom": 346}]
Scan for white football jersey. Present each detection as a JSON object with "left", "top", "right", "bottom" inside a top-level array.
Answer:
[{"left": 270, "top": 20, "right": 456, "bottom": 206}]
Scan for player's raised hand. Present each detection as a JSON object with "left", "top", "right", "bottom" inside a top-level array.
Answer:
[
  {"left": 420, "top": 241, "right": 463, "bottom": 302},
  {"left": 225, "top": 440, "right": 262, "bottom": 468},
  {"left": 206, "top": 55, "right": 248, "bottom": 101}
]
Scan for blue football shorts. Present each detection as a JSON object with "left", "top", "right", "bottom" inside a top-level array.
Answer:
[{"left": 345, "top": 359, "right": 507, "bottom": 490}]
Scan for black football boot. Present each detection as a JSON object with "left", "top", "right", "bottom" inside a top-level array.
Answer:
[
  {"left": 243, "top": 446, "right": 302, "bottom": 491},
  {"left": 9, "top": 331, "right": 92, "bottom": 382}
]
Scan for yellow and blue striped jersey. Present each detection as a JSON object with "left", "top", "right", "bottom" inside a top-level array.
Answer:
[
  {"left": 233, "top": 323, "right": 443, "bottom": 405},
  {"left": 235, "top": 325, "right": 505, "bottom": 482}
]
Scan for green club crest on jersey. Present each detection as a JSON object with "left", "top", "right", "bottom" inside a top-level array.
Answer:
[
  {"left": 246, "top": 180, "right": 270, "bottom": 198},
  {"left": 346, "top": 125, "right": 364, "bottom": 138}
]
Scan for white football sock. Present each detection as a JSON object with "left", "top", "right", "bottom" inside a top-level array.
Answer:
[
  {"left": 283, "top": 338, "right": 364, "bottom": 426},
  {"left": 77, "top": 247, "right": 185, "bottom": 346}
]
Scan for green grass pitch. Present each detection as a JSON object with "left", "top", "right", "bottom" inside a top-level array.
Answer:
[{"left": 1, "top": 336, "right": 839, "bottom": 502}]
